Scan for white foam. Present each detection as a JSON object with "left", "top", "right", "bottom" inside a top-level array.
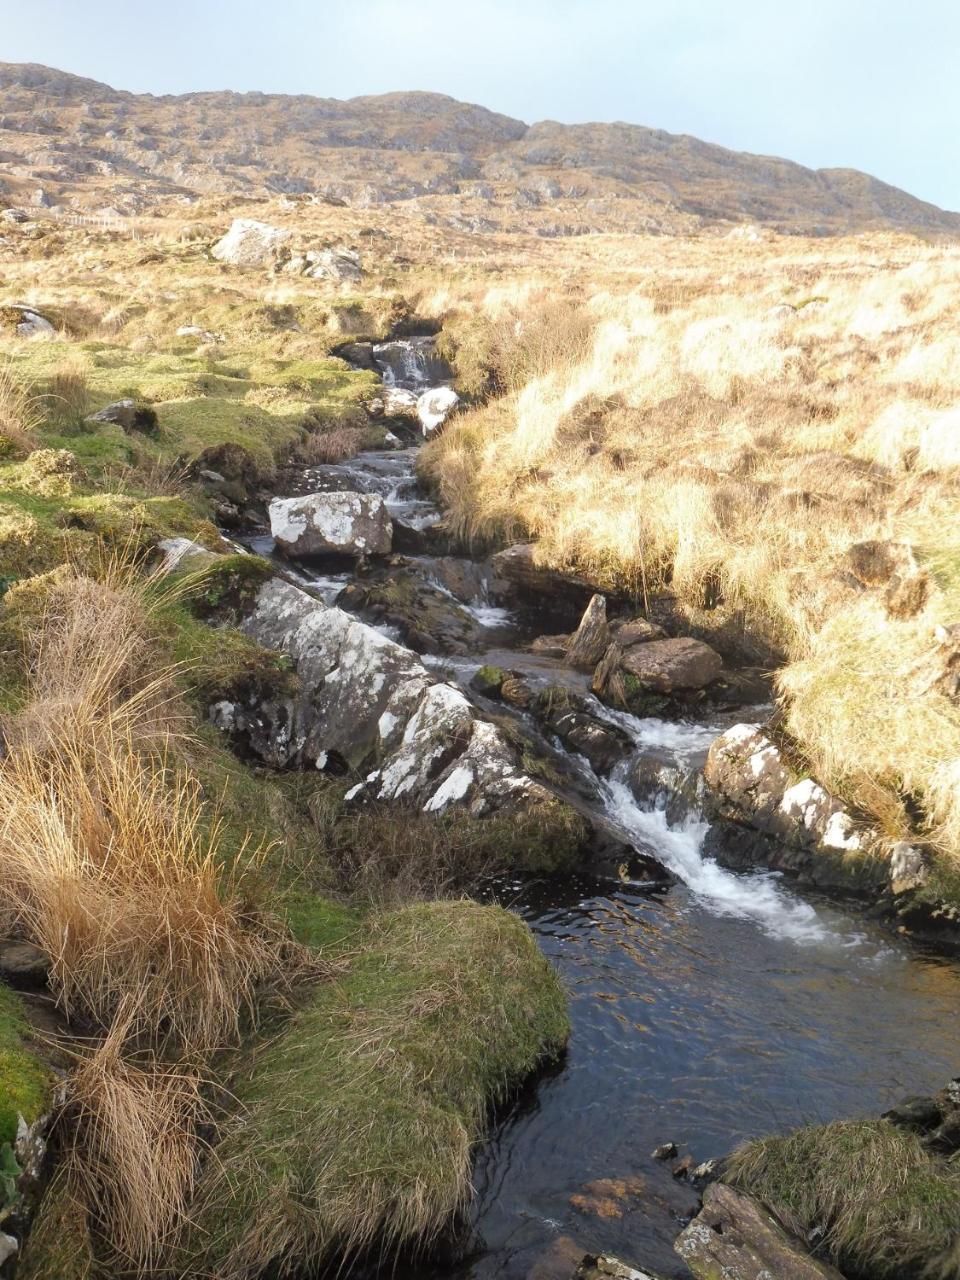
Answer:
[{"left": 603, "top": 774, "right": 829, "bottom": 944}]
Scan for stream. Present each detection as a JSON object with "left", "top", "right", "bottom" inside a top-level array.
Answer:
[{"left": 248, "top": 337, "right": 960, "bottom": 1280}]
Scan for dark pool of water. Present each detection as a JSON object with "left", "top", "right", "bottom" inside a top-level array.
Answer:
[{"left": 457, "top": 874, "right": 960, "bottom": 1280}]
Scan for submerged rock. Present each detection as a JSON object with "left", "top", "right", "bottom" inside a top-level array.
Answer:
[
  {"left": 269, "top": 491, "right": 392, "bottom": 558},
  {"left": 675, "top": 1182, "right": 845, "bottom": 1279}
]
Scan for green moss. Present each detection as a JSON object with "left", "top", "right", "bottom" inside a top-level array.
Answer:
[
  {"left": 187, "top": 900, "right": 568, "bottom": 1275},
  {"left": 0, "top": 985, "right": 50, "bottom": 1144},
  {"left": 726, "top": 1119, "right": 960, "bottom": 1280},
  {"left": 178, "top": 552, "right": 275, "bottom": 622}
]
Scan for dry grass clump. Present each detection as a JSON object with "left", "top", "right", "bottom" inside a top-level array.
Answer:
[
  {"left": 58, "top": 1018, "right": 210, "bottom": 1272},
  {"left": 422, "top": 237, "right": 960, "bottom": 867},
  {"left": 0, "top": 361, "right": 41, "bottom": 455},
  {"left": 45, "top": 358, "right": 90, "bottom": 427},
  {"left": 726, "top": 1119, "right": 960, "bottom": 1279}
]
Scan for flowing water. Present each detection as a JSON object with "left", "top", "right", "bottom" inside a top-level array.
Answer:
[{"left": 254, "top": 339, "right": 960, "bottom": 1280}]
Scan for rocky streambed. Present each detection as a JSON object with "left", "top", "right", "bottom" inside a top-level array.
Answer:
[{"left": 192, "top": 335, "right": 960, "bottom": 1280}]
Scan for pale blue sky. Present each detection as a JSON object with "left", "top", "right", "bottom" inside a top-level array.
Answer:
[{"left": 3, "top": 0, "right": 958, "bottom": 210}]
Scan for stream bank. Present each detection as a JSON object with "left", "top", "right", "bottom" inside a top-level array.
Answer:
[{"left": 192, "top": 332, "right": 960, "bottom": 1280}]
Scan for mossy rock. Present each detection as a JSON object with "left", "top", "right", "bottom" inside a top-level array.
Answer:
[
  {"left": 470, "top": 664, "right": 507, "bottom": 698},
  {"left": 185, "top": 900, "right": 568, "bottom": 1276},
  {"left": 0, "top": 985, "right": 50, "bottom": 1145}
]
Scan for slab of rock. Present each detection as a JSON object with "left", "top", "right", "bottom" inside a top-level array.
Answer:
[
  {"left": 566, "top": 595, "right": 611, "bottom": 671},
  {"left": 237, "top": 576, "right": 554, "bottom": 818},
  {"left": 302, "top": 246, "right": 362, "bottom": 281},
  {"left": 491, "top": 544, "right": 597, "bottom": 608},
  {"left": 674, "top": 1182, "right": 845, "bottom": 1279},
  {"left": 211, "top": 218, "right": 291, "bottom": 267},
  {"left": 533, "top": 688, "right": 632, "bottom": 775},
  {"left": 531, "top": 634, "right": 571, "bottom": 658},
  {"left": 577, "top": 1254, "right": 669, "bottom": 1280},
  {"left": 269, "top": 491, "right": 392, "bottom": 558},
  {"left": 619, "top": 637, "right": 722, "bottom": 693},
  {"left": 417, "top": 385, "right": 459, "bottom": 434}
]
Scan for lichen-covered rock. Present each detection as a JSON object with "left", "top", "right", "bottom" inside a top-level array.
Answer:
[
  {"left": 675, "top": 1182, "right": 845, "bottom": 1280},
  {"left": 269, "top": 491, "right": 392, "bottom": 558},
  {"left": 84, "top": 398, "right": 158, "bottom": 435},
  {"left": 211, "top": 218, "right": 291, "bottom": 267},
  {"left": 417, "top": 385, "right": 459, "bottom": 434},
  {"left": 237, "top": 577, "right": 556, "bottom": 820},
  {"left": 1, "top": 303, "right": 54, "bottom": 339},
  {"left": 565, "top": 594, "right": 611, "bottom": 671}
]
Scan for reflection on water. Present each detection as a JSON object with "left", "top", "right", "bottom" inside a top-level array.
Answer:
[{"left": 463, "top": 874, "right": 960, "bottom": 1280}]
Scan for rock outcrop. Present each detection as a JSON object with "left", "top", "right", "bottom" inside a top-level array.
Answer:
[
  {"left": 269, "top": 491, "right": 392, "bottom": 558},
  {"left": 675, "top": 1182, "right": 845, "bottom": 1280}
]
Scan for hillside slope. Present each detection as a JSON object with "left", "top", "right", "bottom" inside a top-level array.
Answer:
[{"left": 0, "top": 61, "right": 957, "bottom": 236}]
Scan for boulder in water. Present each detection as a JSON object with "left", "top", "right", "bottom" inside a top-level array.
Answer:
[
  {"left": 211, "top": 218, "right": 291, "bottom": 267},
  {"left": 417, "top": 385, "right": 459, "bottom": 434},
  {"left": 269, "top": 491, "right": 392, "bottom": 558},
  {"left": 566, "top": 594, "right": 611, "bottom": 671},
  {"left": 619, "top": 637, "right": 722, "bottom": 693}
]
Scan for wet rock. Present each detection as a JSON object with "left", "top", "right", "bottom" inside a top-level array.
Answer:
[
  {"left": 569, "top": 1176, "right": 646, "bottom": 1219},
  {"left": 566, "top": 594, "right": 611, "bottom": 671},
  {"left": 373, "top": 336, "right": 452, "bottom": 388},
  {"left": 883, "top": 1095, "right": 943, "bottom": 1133},
  {"left": 532, "top": 687, "right": 632, "bottom": 775},
  {"left": 527, "top": 1236, "right": 586, "bottom": 1280},
  {"left": 383, "top": 387, "right": 419, "bottom": 417},
  {"left": 417, "top": 385, "right": 459, "bottom": 434},
  {"left": 675, "top": 1182, "right": 845, "bottom": 1280},
  {"left": 471, "top": 665, "right": 507, "bottom": 698},
  {"left": 340, "top": 572, "right": 480, "bottom": 654},
  {"left": 576, "top": 1253, "right": 669, "bottom": 1280},
  {"left": 269, "top": 491, "right": 392, "bottom": 558},
  {"left": 501, "top": 675, "right": 535, "bottom": 709},
  {"left": 628, "top": 755, "right": 704, "bottom": 824},
  {"left": 702, "top": 723, "right": 917, "bottom": 900},
  {"left": 619, "top": 637, "right": 722, "bottom": 694},
  {"left": 671, "top": 1155, "right": 694, "bottom": 1180},
  {"left": 211, "top": 217, "right": 291, "bottom": 267},
  {"left": 651, "top": 1142, "right": 678, "bottom": 1161},
  {"left": 85, "top": 398, "right": 158, "bottom": 435},
  {"left": 531, "top": 634, "right": 571, "bottom": 658},
  {"left": 491, "top": 544, "right": 597, "bottom": 611},
  {"left": 335, "top": 340, "right": 378, "bottom": 371}
]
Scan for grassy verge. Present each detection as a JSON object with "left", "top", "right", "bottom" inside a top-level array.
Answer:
[
  {"left": 185, "top": 899, "right": 569, "bottom": 1278},
  {"left": 726, "top": 1120, "right": 960, "bottom": 1279}
]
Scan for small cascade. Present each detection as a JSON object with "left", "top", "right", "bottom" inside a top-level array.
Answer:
[{"left": 372, "top": 336, "right": 452, "bottom": 390}]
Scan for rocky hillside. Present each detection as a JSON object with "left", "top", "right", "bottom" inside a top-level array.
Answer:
[{"left": 1, "top": 61, "right": 958, "bottom": 236}]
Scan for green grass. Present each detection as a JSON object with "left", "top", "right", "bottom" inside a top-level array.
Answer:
[
  {"left": 726, "top": 1119, "right": 960, "bottom": 1280},
  {"left": 0, "top": 983, "right": 50, "bottom": 1144},
  {"left": 185, "top": 899, "right": 568, "bottom": 1278}
]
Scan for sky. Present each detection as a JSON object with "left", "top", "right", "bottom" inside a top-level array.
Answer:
[{"left": 3, "top": 0, "right": 959, "bottom": 210}]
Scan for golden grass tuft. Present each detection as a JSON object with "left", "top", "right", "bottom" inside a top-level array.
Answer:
[{"left": 0, "top": 361, "right": 41, "bottom": 455}]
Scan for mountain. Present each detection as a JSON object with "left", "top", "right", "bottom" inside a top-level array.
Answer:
[{"left": 0, "top": 62, "right": 957, "bottom": 237}]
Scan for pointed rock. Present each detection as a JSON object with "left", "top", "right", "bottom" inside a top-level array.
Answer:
[{"left": 566, "top": 594, "right": 611, "bottom": 671}]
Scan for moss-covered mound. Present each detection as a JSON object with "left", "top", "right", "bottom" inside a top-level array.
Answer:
[
  {"left": 726, "top": 1119, "right": 960, "bottom": 1280},
  {"left": 0, "top": 984, "right": 50, "bottom": 1144},
  {"left": 187, "top": 899, "right": 568, "bottom": 1278}
]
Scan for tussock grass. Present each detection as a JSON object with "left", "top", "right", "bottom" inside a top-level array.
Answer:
[
  {"left": 422, "top": 239, "right": 960, "bottom": 874},
  {"left": 186, "top": 899, "right": 569, "bottom": 1278},
  {"left": 58, "top": 1017, "right": 209, "bottom": 1271},
  {"left": 726, "top": 1120, "right": 960, "bottom": 1279},
  {"left": 0, "top": 361, "right": 41, "bottom": 456}
]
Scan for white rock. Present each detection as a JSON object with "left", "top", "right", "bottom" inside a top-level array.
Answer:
[
  {"left": 383, "top": 387, "right": 419, "bottom": 417},
  {"left": 269, "top": 491, "right": 393, "bottom": 558},
  {"left": 417, "top": 385, "right": 460, "bottom": 435},
  {"left": 211, "top": 218, "right": 290, "bottom": 267}
]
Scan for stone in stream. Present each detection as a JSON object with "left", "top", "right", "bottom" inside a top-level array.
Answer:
[
  {"left": 531, "top": 634, "right": 571, "bottom": 658},
  {"left": 674, "top": 1181, "right": 846, "bottom": 1280},
  {"left": 417, "top": 385, "right": 459, "bottom": 434},
  {"left": 491, "top": 544, "right": 598, "bottom": 610},
  {"left": 269, "top": 491, "right": 393, "bottom": 558},
  {"left": 565, "top": 594, "right": 611, "bottom": 671},
  {"left": 532, "top": 687, "right": 633, "bottom": 775},
  {"left": 619, "top": 637, "right": 723, "bottom": 694},
  {"left": 610, "top": 617, "right": 666, "bottom": 646},
  {"left": 576, "top": 1253, "right": 671, "bottom": 1280}
]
